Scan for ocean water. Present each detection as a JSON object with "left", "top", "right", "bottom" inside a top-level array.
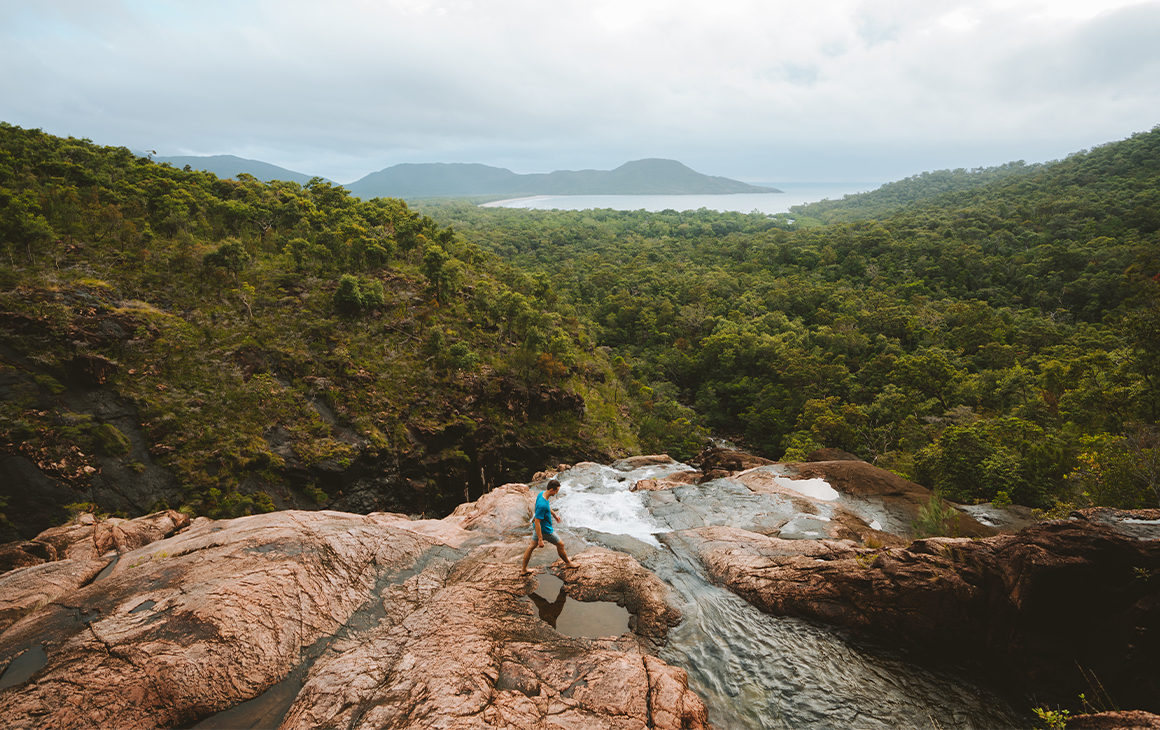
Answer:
[{"left": 479, "top": 182, "right": 882, "bottom": 215}]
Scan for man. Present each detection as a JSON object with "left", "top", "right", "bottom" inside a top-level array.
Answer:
[{"left": 521, "top": 479, "right": 578, "bottom": 575}]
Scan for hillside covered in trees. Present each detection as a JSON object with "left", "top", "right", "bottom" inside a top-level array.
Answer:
[
  {"left": 421, "top": 126, "right": 1160, "bottom": 513},
  {"left": 0, "top": 123, "right": 647, "bottom": 540},
  {"left": 2, "top": 122, "right": 1158, "bottom": 540}
]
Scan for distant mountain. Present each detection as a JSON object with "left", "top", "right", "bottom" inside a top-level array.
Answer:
[
  {"left": 149, "top": 154, "right": 780, "bottom": 197},
  {"left": 346, "top": 158, "right": 780, "bottom": 198},
  {"left": 345, "top": 162, "right": 521, "bottom": 198},
  {"left": 152, "top": 155, "right": 323, "bottom": 185}
]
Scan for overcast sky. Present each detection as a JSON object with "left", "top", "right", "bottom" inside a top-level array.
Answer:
[{"left": 2, "top": 0, "right": 1159, "bottom": 184}]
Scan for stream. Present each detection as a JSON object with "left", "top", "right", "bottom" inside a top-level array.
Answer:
[{"left": 553, "top": 461, "right": 1030, "bottom": 730}]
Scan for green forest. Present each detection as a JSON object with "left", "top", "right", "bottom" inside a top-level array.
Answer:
[
  {"left": 0, "top": 122, "right": 640, "bottom": 532},
  {"left": 1, "top": 122, "right": 1158, "bottom": 534},
  {"left": 417, "top": 128, "right": 1160, "bottom": 512}
]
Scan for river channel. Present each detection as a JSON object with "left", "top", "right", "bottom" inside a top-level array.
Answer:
[{"left": 552, "top": 461, "right": 1029, "bottom": 730}]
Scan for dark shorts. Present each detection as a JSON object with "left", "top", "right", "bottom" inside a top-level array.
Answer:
[{"left": 539, "top": 530, "right": 561, "bottom": 546}]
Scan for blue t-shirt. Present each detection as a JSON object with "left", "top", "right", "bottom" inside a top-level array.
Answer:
[{"left": 534, "top": 491, "right": 554, "bottom": 535}]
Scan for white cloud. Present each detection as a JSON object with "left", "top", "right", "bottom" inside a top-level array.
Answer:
[{"left": 1, "top": 0, "right": 1157, "bottom": 182}]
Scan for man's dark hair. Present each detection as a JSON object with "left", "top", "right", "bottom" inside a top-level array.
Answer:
[{"left": 546, "top": 479, "right": 561, "bottom": 491}]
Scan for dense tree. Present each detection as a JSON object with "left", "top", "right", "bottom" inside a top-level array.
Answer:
[
  {"left": 417, "top": 125, "right": 1160, "bottom": 509},
  {"left": 4, "top": 121, "right": 1159, "bottom": 517},
  {"left": 0, "top": 123, "right": 633, "bottom": 523}
]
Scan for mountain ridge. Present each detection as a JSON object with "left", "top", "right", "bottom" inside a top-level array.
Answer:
[
  {"left": 155, "top": 154, "right": 781, "bottom": 197},
  {"left": 152, "top": 154, "right": 324, "bottom": 186},
  {"left": 349, "top": 158, "right": 781, "bottom": 197}
]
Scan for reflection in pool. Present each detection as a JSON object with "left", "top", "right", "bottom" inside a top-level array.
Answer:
[{"left": 530, "top": 573, "right": 630, "bottom": 639}]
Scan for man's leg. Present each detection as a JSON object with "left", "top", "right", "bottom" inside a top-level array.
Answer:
[
  {"left": 521, "top": 536, "right": 538, "bottom": 574},
  {"left": 554, "top": 540, "right": 578, "bottom": 568}
]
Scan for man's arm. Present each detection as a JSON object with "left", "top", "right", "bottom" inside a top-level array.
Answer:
[{"left": 533, "top": 518, "right": 544, "bottom": 545}]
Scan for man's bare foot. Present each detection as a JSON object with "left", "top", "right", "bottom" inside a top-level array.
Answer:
[{"left": 564, "top": 562, "right": 579, "bottom": 569}]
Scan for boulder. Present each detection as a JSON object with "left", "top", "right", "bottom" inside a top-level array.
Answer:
[
  {"left": 10, "top": 510, "right": 190, "bottom": 566},
  {"left": 685, "top": 513, "right": 1160, "bottom": 713},
  {"left": 613, "top": 454, "right": 679, "bottom": 470},
  {"left": 0, "top": 542, "right": 55, "bottom": 573},
  {"left": 631, "top": 473, "right": 698, "bottom": 492},
  {"left": 1070, "top": 711, "right": 1160, "bottom": 729},
  {"left": 806, "top": 447, "right": 863, "bottom": 462},
  {"left": 696, "top": 468, "right": 732, "bottom": 484},
  {"left": 27, "top": 520, "right": 99, "bottom": 562},
  {"left": 692, "top": 447, "right": 774, "bottom": 473},
  {"left": 785, "top": 459, "right": 997, "bottom": 538}
]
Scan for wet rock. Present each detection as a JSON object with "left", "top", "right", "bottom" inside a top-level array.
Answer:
[
  {"left": 640, "top": 459, "right": 994, "bottom": 547},
  {"left": 956, "top": 501, "right": 1039, "bottom": 532},
  {"left": 562, "top": 547, "right": 682, "bottom": 646},
  {"left": 692, "top": 447, "right": 774, "bottom": 473},
  {"left": 689, "top": 513, "right": 1160, "bottom": 714},
  {"left": 1076, "top": 507, "right": 1160, "bottom": 540}
]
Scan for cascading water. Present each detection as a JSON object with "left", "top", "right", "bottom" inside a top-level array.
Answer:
[
  {"left": 551, "top": 461, "right": 1029, "bottom": 730},
  {"left": 553, "top": 461, "right": 681, "bottom": 546}
]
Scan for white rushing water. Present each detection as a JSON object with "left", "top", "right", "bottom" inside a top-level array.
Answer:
[{"left": 552, "top": 461, "right": 695, "bottom": 546}]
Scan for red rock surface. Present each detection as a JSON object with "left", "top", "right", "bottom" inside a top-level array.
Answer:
[
  {"left": 0, "top": 510, "right": 190, "bottom": 634},
  {"left": 3, "top": 461, "right": 1156, "bottom": 727},
  {"left": 0, "top": 492, "right": 707, "bottom": 729},
  {"left": 280, "top": 556, "right": 705, "bottom": 730},
  {"left": 683, "top": 514, "right": 1160, "bottom": 713},
  {"left": 630, "top": 474, "right": 698, "bottom": 492},
  {"left": 1070, "top": 711, "right": 1160, "bottom": 729}
]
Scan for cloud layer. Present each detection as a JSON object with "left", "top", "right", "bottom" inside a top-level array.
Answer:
[{"left": 2, "top": 0, "right": 1158, "bottom": 182}]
